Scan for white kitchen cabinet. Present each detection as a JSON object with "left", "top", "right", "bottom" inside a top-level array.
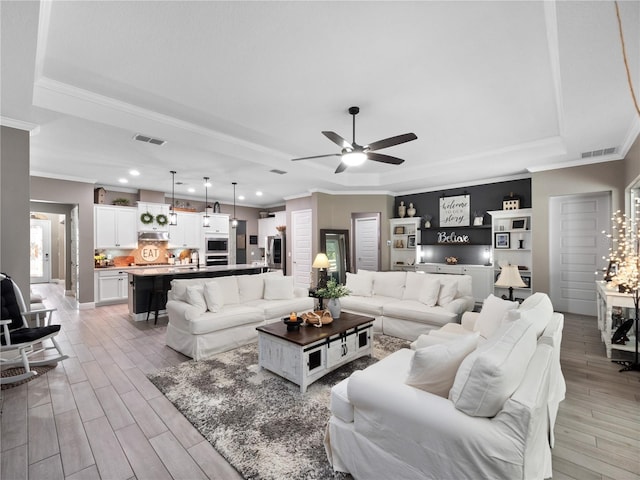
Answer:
[
  {"left": 95, "top": 270, "right": 129, "bottom": 305},
  {"left": 258, "top": 211, "right": 286, "bottom": 248},
  {"left": 169, "top": 212, "right": 201, "bottom": 248},
  {"left": 137, "top": 202, "right": 170, "bottom": 231},
  {"left": 202, "top": 213, "right": 230, "bottom": 235},
  {"left": 94, "top": 205, "right": 138, "bottom": 249},
  {"left": 389, "top": 218, "right": 420, "bottom": 271}
]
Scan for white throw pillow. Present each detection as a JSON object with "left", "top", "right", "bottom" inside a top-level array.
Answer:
[
  {"left": 185, "top": 285, "right": 207, "bottom": 314},
  {"left": 264, "top": 276, "right": 295, "bottom": 300},
  {"left": 418, "top": 276, "right": 441, "bottom": 307},
  {"left": 517, "top": 292, "right": 554, "bottom": 337},
  {"left": 403, "top": 272, "right": 426, "bottom": 300},
  {"left": 474, "top": 294, "right": 519, "bottom": 339},
  {"left": 437, "top": 281, "right": 458, "bottom": 306},
  {"left": 203, "top": 281, "right": 224, "bottom": 312},
  {"left": 346, "top": 271, "right": 373, "bottom": 297},
  {"left": 449, "top": 318, "right": 537, "bottom": 417},
  {"left": 236, "top": 274, "right": 265, "bottom": 303},
  {"left": 372, "top": 271, "right": 406, "bottom": 299},
  {"left": 213, "top": 276, "right": 240, "bottom": 305},
  {"left": 406, "top": 333, "right": 480, "bottom": 397}
]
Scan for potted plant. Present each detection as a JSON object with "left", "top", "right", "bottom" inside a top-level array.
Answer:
[
  {"left": 316, "top": 279, "right": 350, "bottom": 319},
  {"left": 113, "top": 198, "right": 130, "bottom": 206}
]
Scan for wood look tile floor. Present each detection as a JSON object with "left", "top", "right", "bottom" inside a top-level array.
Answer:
[{"left": 1, "top": 283, "right": 639, "bottom": 479}]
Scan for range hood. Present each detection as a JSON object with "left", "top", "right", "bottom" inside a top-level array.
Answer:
[{"left": 138, "top": 231, "right": 169, "bottom": 241}]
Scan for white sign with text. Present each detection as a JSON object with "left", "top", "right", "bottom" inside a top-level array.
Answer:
[{"left": 439, "top": 194, "right": 470, "bottom": 227}]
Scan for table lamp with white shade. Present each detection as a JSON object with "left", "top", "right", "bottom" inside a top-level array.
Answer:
[
  {"left": 495, "top": 264, "right": 526, "bottom": 301},
  {"left": 312, "top": 253, "right": 330, "bottom": 289}
]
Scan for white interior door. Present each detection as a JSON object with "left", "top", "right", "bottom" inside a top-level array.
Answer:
[
  {"left": 291, "top": 209, "right": 312, "bottom": 287},
  {"left": 550, "top": 192, "right": 611, "bottom": 315},
  {"left": 354, "top": 216, "right": 380, "bottom": 272},
  {"left": 30, "top": 218, "right": 51, "bottom": 284}
]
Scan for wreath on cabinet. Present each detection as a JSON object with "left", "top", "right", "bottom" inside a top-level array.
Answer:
[
  {"left": 155, "top": 214, "right": 168, "bottom": 226},
  {"left": 140, "top": 212, "right": 154, "bottom": 224}
]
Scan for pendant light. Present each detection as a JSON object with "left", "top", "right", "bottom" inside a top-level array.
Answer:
[
  {"left": 202, "top": 177, "right": 211, "bottom": 228},
  {"left": 231, "top": 181, "right": 238, "bottom": 228},
  {"left": 169, "top": 170, "right": 178, "bottom": 226}
]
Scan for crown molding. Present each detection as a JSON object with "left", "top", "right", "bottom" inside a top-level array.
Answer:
[
  {"left": 0, "top": 116, "right": 40, "bottom": 135},
  {"left": 33, "top": 76, "right": 290, "bottom": 159},
  {"left": 526, "top": 155, "right": 623, "bottom": 173},
  {"left": 544, "top": 0, "right": 566, "bottom": 138},
  {"left": 619, "top": 116, "right": 640, "bottom": 158},
  {"left": 31, "top": 171, "right": 97, "bottom": 185},
  {"left": 392, "top": 172, "right": 533, "bottom": 197}
]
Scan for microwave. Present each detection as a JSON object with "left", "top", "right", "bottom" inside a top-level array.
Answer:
[{"left": 206, "top": 236, "right": 229, "bottom": 255}]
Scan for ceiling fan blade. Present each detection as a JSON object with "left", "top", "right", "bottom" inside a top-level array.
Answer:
[
  {"left": 335, "top": 162, "right": 348, "bottom": 174},
  {"left": 322, "top": 131, "right": 351, "bottom": 149},
  {"left": 366, "top": 152, "right": 405, "bottom": 165},
  {"left": 367, "top": 133, "right": 417, "bottom": 151},
  {"left": 291, "top": 153, "right": 340, "bottom": 161}
]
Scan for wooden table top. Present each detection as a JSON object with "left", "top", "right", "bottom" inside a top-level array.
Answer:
[{"left": 256, "top": 311, "right": 374, "bottom": 347}]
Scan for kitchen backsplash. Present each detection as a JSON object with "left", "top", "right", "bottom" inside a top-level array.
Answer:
[{"left": 95, "top": 241, "right": 199, "bottom": 266}]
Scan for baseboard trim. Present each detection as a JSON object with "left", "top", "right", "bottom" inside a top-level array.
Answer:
[{"left": 78, "top": 301, "right": 95, "bottom": 310}]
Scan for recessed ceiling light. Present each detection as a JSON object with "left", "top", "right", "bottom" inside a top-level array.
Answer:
[
  {"left": 238, "top": 195, "right": 245, "bottom": 200},
  {"left": 188, "top": 187, "right": 195, "bottom": 193},
  {"left": 118, "top": 178, "right": 128, "bottom": 184},
  {"left": 256, "top": 191, "right": 263, "bottom": 196},
  {"left": 129, "top": 169, "right": 140, "bottom": 176}
]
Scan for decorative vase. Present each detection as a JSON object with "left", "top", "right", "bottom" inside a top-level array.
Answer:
[
  {"left": 398, "top": 201, "right": 406, "bottom": 218},
  {"left": 327, "top": 298, "right": 341, "bottom": 319},
  {"left": 407, "top": 203, "right": 416, "bottom": 217}
]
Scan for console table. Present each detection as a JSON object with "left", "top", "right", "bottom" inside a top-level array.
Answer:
[{"left": 595, "top": 281, "right": 636, "bottom": 358}]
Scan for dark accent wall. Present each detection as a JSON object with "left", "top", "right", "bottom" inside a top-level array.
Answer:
[
  {"left": 395, "top": 178, "right": 532, "bottom": 265},
  {"left": 395, "top": 178, "right": 531, "bottom": 227}
]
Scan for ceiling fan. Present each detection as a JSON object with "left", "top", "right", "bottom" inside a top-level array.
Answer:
[{"left": 291, "top": 106, "right": 417, "bottom": 173}]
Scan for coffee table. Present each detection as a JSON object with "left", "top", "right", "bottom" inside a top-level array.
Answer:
[{"left": 256, "top": 312, "right": 374, "bottom": 392}]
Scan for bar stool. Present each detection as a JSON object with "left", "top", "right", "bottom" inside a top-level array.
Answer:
[{"left": 146, "top": 276, "right": 167, "bottom": 324}]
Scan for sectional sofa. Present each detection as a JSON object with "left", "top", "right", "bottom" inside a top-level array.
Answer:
[
  {"left": 340, "top": 270, "right": 475, "bottom": 340},
  {"left": 325, "top": 292, "right": 565, "bottom": 480},
  {"left": 165, "top": 271, "right": 314, "bottom": 359}
]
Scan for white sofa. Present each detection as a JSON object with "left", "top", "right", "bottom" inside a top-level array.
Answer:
[
  {"left": 325, "top": 293, "right": 565, "bottom": 480},
  {"left": 339, "top": 270, "right": 475, "bottom": 340},
  {"left": 166, "top": 271, "right": 314, "bottom": 360}
]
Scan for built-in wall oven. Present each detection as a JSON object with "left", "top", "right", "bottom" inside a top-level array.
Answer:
[
  {"left": 206, "top": 254, "right": 229, "bottom": 266},
  {"left": 206, "top": 236, "right": 229, "bottom": 255}
]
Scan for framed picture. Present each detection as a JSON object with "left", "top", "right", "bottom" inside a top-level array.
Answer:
[
  {"left": 495, "top": 232, "right": 510, "bottom": 249},
  {"left": 407, "top": 235, "right": 416, "bottom": 248},
  {"left": 394, "top": 226, "right": 405, "bottom": 234},
  {"left": 510, "top": 217, "right": 528, "bottom": 230},
  {"left": 521, "top": 275, "right": 531, "bottom": 288}
]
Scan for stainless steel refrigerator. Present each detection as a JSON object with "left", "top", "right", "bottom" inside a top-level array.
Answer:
[{"left": 266, "top": 235, "right": 285, "bottom": 274}]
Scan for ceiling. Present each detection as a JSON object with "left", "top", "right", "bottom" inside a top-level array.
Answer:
[{"left": 1, "top": 1, "right": 639, "bottom": 208}]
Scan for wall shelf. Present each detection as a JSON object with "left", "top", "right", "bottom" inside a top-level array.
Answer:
[
  {"left": 420, "top": 225, "right": 491, "bottom": 231},
  {"left": 490, "top": 208, "right": 533, "bottom": 300}
]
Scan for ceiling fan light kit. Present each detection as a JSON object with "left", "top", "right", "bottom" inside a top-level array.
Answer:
[
  {"left": 291, "top": 106, "right": 417, "bottom": 173},
  {"left": 342, "top": 151, "right": 367, "bottom": 166}
]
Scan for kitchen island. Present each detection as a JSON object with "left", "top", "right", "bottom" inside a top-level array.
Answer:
[{"left": 127, "top": 264, "right": 267, "bottom": 321}]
